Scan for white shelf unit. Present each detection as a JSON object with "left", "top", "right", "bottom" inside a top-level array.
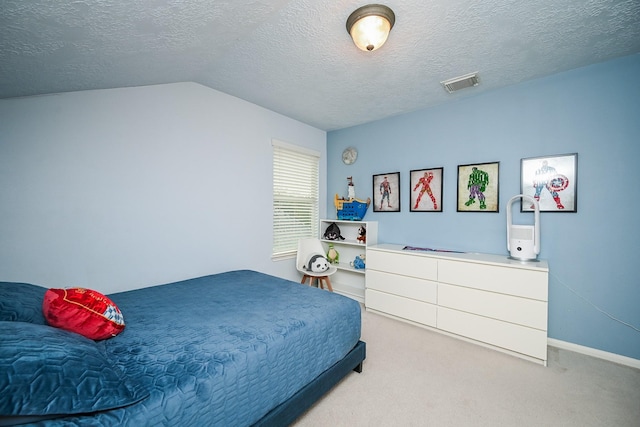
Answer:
[
  {"left": 319, "top": 219, "right": 378, "bottom": 303},
  {"left": 365, "top": 243, "right": 549, "bottom": 365}
]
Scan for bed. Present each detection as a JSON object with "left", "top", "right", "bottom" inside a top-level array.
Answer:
[{"left": 0, "top": 270, "right": 366, "bottom": 426}]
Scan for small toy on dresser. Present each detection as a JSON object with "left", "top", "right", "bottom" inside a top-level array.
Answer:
[{"left": 356, "top": 225, "right": 366, "bottom": 244}]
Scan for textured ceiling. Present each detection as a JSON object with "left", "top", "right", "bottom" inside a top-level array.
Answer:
[{"left": 1, "top": 0, "right": 639, "bottom": 131}]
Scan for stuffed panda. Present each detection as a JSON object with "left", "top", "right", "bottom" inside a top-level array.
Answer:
[{"left": 305, "top": 254, "right": 329, "bottom": 273}]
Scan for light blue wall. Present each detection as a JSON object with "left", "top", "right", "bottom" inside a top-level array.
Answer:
[
  {"left": 327, "top": 54, "right": 640, "bottom": 360},
  {"left": 0, "top": 82, "right": 326, "bottom": 293}
]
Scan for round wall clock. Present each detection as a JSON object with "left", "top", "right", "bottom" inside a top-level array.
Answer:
[{"left": 342, "top": 147, "right": 358, "bottom": 165}]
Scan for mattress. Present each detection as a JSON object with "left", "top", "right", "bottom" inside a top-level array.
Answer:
[{"left": 15, "top": 270, "right": 362, "bottom": 426}]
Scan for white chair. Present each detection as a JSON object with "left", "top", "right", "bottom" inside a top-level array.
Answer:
[{"left": 296, "top": 238, "right": 338, "bottom": 291}]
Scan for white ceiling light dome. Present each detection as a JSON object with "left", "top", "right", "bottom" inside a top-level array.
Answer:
[{"left": 346, "top": 4, "right": 395, "bottom": 52}]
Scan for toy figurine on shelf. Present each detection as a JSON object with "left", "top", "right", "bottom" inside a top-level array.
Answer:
[
  {"left": 323, "top": 222, "right": 345, "bottom": 241},
  {"left": 350, "top": 255, "right": 365, "bottom": 269},
  {"left": 347, "top": 176, "right": 356, "bottom": 199},
  {"left": 326, "top": 244, "right": 340, "bottom": 264},
  {"left": 334, "top": 176, "right": 371, "bottom": 221},
  {"left": 356, "top": 225, "right": 366, "bottom": 244}
]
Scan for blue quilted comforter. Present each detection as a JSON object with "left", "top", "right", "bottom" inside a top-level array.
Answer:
[{"left": 7, "top": 270, "right": 362, "bottom": 426}]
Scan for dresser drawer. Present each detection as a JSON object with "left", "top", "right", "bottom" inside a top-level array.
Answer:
[
  {"left": 438, "top": 283, "right": 547, "bottom": 330},
  {"left": 367, "top": 249, "right": 438, "bottom": 280},
  {"left": 366, "top": 289, "right": 437, "bottom": 327},
  {"left": 437, "top": 306, "right": 547, "bottom": 360},
  {"left": 438, "top": 259, "right": 548, "bottom": 301},
  {"left": 366, "top": 270, "right": 437, "bottom": 304}
]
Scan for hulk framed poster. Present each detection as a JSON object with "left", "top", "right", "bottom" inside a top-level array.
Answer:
[{"left": 457, "top": 161, "right": 499, "bottom": 212}]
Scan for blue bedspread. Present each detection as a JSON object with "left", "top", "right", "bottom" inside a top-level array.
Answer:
[{"left": 27, "top": 270, "right": 362, "bottom": 426}]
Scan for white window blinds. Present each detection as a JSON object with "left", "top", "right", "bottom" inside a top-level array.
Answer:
[{"left": 272, "top": 140, "right": 320, "bottom": 260}]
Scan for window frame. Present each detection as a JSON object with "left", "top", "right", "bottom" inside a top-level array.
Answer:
[{"left": 272, "top": 139, "right": 320, "bottom": 260}]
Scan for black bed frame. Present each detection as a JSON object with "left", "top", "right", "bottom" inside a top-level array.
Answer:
[{"left": 252, "top": 340, "right": 366, "bottom": 426}]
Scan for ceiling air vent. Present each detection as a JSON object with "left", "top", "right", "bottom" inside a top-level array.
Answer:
[{"left": 441, "top": 72, "right": 480, "bottom": 93}]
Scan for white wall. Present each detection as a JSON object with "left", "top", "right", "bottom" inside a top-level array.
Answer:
[{"left": 0, "top": 82, "right": 326, "bottom": 293}]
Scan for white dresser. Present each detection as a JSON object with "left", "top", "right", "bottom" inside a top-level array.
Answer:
[{"left": 365, "top": 244, "right": 549, "bottom": 365}]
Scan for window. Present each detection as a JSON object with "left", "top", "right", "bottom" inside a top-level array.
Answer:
[{"left": 272, "top": 139, "right": 320, "bottom": 260}]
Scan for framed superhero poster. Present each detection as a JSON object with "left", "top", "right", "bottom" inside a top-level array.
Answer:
[
  {"left": 457, "top": 161, "right": 500, "bottom": 212},
  {"left": 520, "top": 153, "right": 577, "bottom": 212},
  {"left": 410, "top": 168, "right": 443, "bottom": 212},
  {"left": 373, "top": 172, "right": 400, "bottom": 212}
]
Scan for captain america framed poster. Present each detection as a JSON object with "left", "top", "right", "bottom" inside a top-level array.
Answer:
[{"left": 520, "top": 153, "right": 577, "bottom": 212}]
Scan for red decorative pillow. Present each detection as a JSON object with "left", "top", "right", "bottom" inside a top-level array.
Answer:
[{"left": 42, "top": 288, "right": 125, "bottom": 340}]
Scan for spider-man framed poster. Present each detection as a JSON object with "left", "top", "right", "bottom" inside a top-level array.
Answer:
[{"left": 373, "top": 172, "right": 400, "bottom": 212}]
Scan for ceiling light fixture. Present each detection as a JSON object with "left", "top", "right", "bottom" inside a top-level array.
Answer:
[{"left": 346, "top": 4, "right": 395, "bottom": 52}]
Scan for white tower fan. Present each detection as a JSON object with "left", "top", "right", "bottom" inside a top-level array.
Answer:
[{"left": 506, "top": 195, "right": 540, "bottom": 261}]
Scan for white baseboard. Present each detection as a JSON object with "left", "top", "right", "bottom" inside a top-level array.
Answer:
[
  {"left": 548, "top": 338, "right": 640, "bottom": 370},
  {"left": 332, "top": 283, "right": 364, "bottom": 304}
]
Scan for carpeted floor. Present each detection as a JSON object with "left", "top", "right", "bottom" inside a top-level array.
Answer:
[{"left": 293, "top": 308, "right": 640, "bottom": 426}]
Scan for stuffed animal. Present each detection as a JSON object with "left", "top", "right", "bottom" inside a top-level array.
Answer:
[
  {"left": 323, "top": 222, "right": 345, "bottom": 241},
  {"left": 356, "top": 225, "right": 366, "bottom": 244},
  {"left": 351, "top": 255, "right": 366, "bottom": 269},
  {"left": 326, "top": 244, "right": 339, "bottom": 264},
  {"left": 305, "top": 254, "right": 329, "bottom": 273}
]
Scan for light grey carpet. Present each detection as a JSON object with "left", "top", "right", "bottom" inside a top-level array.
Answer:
[{"left": 293, "top": 308, "right": 640, "bottom": 426}]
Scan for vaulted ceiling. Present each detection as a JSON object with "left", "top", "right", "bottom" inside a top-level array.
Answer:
[{"left": 1, "top": 1, "right": 639, "bottom": 131}]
